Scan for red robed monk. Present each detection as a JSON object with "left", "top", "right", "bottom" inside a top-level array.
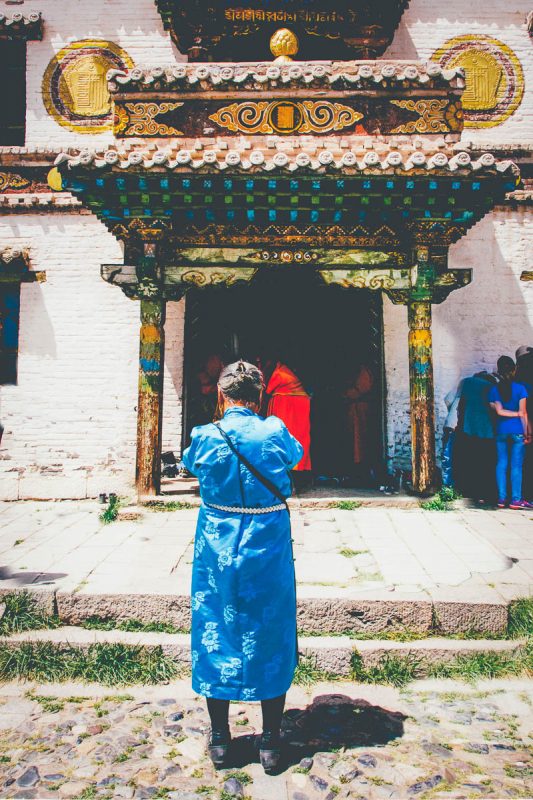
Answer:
[{"left": 266, "top": 361, "right": 312, "bottom": 471}]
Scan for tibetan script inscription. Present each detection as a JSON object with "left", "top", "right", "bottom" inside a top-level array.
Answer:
[{"left": 224, "top": 9, "right": 356, "bottom": 25}]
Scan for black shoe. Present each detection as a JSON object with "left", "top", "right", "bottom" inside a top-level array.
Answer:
[
  {"left": 259, "top": 731, "right": 282, "bottom": 774},
  {"left": 207, "top": 730, "right": 230, "bottom": 769},
  {"left": 260, "top": 747, "right": 282, "bottom": 774}
]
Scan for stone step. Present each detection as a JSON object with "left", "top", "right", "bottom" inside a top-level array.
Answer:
[
  {"left": 3, "top": 626, "right": 524, "bottom": 678},
  {"left": 139, "top": 491, "right": 420, "bottom": 509},
  {"left": 54, "top": 590, "right": 509, "bottom": 636}
]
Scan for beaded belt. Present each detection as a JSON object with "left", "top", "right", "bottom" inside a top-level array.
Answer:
[{"left": 206, "top": 502, "right": 286, "bottom": 514}]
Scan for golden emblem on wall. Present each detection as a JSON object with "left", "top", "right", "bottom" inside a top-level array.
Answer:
[
  {"left": 43, "top": 40, "right": 134, "bottom": 133},
  {"left": 209, "top": 100, "right": 363, "bottom": 135},
  {"left": 431, "top": 35, "right": 524, "bottom": 128}
]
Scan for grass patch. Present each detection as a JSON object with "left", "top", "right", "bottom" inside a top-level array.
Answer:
[
  {"left": 351, "top": 643, "right": 532, "bottom": 687},
  {"left": 427, "top": 644, "right": 533, "bottom": 683},
  {"left": 0, "top": 591, "right": 61, "bottom": 636},
  {"left": 26, "top": 693, "right": 65, "bottom": 713},
  {"left": 508, "top": 598, "right": 533, "bottom": 638},
  {"left": 339, "top": 548, "right": 368, "bottom": 559},
  {"left": 293, "top": 655, "right": 338, "bottom": 687},
  {"left": 0, "top": 641, "right": 181, "bottom": 685},
  {"left": 80, "top": 616, "right": 188, "bottom": 634},
  {"left": 420, "top": 486, "right": 462, "bottom": 512},
  {"left": 99, "top": 494, "right": 121, "bottom": 524},
  {"left": 224, "top": 771, "right": 252, "bottom": 786},
  {"left": 350, "top": 628, "right": 426, "bottom": 643},
  {"left": 144, "top": 500, "right": 194, "bottom": 511},
  {"left": 329, "top": 500, "right": 362, "bottom": 510},
  {"left": 351, "top": 651, "right": 422, "bottom": 687},
  {"left": 439, "top": 486, "right": 462, "bottom": 503}
]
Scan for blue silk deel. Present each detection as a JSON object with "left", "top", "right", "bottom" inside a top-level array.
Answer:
[{"left": 182, "top": 406, "right": 303, "bottom": 701}]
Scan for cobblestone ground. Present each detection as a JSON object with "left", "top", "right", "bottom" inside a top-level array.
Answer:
[{"left": 0, "top": 679, "right": 532, "bottom": 800}]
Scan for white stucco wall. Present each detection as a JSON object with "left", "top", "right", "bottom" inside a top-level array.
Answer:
[
  {"left": 18, "top": 0, "right": 184, "bottom": 149},
  {"left": 0, "top": 211, "right": 185, "bottom": 499},
  {"left": 386, "top": 0, "right": 533, "bottom": 146}
]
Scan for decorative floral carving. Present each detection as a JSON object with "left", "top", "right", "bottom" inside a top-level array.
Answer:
[
  {"left": 0, "top": 173, "right": 31, "bottom": 192},
  {"left": 118, "top": 102, "right": 184, "bottom": 136},
  {"left": 258, "top": 250, "right": 318, "bottom": 264},
  {"left": 209, "top": 100, "right": 362, "bottom": 135},
  {"left": 320, "top": 268, "right": 412, "bottom": 290},
  {"left": 177, "top": 268, "right": 258, "bottom": 287},
  {"left": 390, "top": 99, "right": 452, "bottom": 134}
]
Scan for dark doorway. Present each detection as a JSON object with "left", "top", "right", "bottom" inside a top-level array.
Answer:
[{"left": 183, "top": 267, "right": 385, "bottom": 484}]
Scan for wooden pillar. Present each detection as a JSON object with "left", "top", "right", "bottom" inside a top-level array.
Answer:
[
  {"left": 408, "top": 299, "right": 436, "bottom": 495},
  {"left": 136, "top": 290, "right": 166, "bottom": 498}
]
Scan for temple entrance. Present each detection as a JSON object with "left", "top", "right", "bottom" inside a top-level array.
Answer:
[{"left": 183, "top": 267, "right": 385, "bottom": 486}]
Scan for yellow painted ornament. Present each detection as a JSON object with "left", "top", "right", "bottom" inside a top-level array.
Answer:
[
  {"left": 47, "top": 167, "right": 63, "bottom": 192},
  {"left": 270, "top": 28, "right": 299, "bottom": 63}
]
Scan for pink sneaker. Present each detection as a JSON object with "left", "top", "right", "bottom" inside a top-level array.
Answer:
[
  {"left": 497, "top": 500, "right": 506, "bottom": 508},
  {"left": 509, "top": 500, "right": 533, "bottom": 510}
]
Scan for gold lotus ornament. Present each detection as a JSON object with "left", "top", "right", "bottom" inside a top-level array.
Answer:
[{"left": 270, "top": 28, "right": 299, "bottom": 62}]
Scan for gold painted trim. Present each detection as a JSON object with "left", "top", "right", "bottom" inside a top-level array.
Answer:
[{"left": 209, "top": 100, "right": 362, "bottom": 135}]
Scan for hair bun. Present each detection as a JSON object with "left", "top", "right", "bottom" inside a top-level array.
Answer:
[{"left": 218, "top": 360, "right": 264, "bottom": 404}]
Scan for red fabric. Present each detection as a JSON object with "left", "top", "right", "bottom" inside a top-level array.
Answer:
[
  {"left": 344, "top": 366, "right": 375, "bottom": 465},
  {"left": 267, "top": 363, "right": 312, "bottom": 471}
]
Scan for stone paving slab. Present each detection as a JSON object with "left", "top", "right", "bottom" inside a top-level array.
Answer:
[
  {"left": 0, "top": 677, "right": 532, "bottom": 799},
  {"left": 0, "top": 501, "right": 531, "bottom": 624}
]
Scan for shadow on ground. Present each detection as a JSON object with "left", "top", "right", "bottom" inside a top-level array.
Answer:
[
  {"left": 227, "top": 693, "right": 406, "bottom": 772},
  {"left": 0, "top": 566, "right": 67, "bottom": 586}
]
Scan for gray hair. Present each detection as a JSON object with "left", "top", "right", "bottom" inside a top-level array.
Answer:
[{"left": 218, "top": 360, "right": 264, "bottom": 405}]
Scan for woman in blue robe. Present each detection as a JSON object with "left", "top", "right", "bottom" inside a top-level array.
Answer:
[{"left": 182, "top": 360, "right": 303, "bottom": 773}]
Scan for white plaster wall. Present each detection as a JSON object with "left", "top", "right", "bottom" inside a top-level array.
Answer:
[
  {"left": 384, "top": 208, "right": 533, "bottom": 472},
  {"left": 0, "top": 0, "right": 184, "bottom": 149},
  {"left": 0, "top": 212, "right": 137, "bottom": 498},
  {"left": 162, "top": 299, "right": 185, "bottom": 457},
  {"left": 386, "top": 0, "right": 533, "bottom": 146},
  {"left": 0, "top": 210, "right": 186, "bottom": 499}
]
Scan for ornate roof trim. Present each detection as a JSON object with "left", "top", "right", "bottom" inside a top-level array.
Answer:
[
  {"left": 0, "top": 247, "right": 29, "bottom": 267},
  {"left": 0, "top": 192, "right": 83, "bottom": 211},
  {"left": 0, "top": 11, "right": 43, "bottom": 41},
  {"left": 108, "top": 61, "right": 464, "bottom": 93},
  {"left": 55, "top": 147, "right": 517, "bottom": 177}
]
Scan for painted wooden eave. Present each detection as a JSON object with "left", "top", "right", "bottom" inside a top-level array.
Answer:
[{"left": 0, "top": 11, "right": 43, "bottom": 41}]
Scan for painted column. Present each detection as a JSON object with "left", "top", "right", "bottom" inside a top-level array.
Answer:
[
  {"left": 407, "top": 299, "right": 436, "bottom": 495},
  {"left": 135, "top": 246, "right": 166, "bottom": 497}
]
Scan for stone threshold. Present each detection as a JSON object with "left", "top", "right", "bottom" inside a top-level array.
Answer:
[
  {"left": 2, "top": 626, "right": 525, "bottom": 678},
  {"left": 0, "top": 586, "right": 510, "bottom": 636}
]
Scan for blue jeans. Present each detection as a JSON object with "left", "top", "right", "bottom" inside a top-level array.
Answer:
[
  {"left": 496, "top": 434, "right": 525, "bottom": 503},
  {"left": 441, "top": 428, "right": 455, "bottom": 487}
]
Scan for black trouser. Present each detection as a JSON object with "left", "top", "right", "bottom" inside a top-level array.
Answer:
[{"left": 207, "top": 694, "right": 286, "bottom": 744}]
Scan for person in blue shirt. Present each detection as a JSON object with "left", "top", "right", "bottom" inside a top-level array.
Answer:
[
  {"left": 488, "top": 356, "right": 531, "bottom": 509},
  {"left": 182, "top": 360, "right": 303, "bottom": 774}
]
